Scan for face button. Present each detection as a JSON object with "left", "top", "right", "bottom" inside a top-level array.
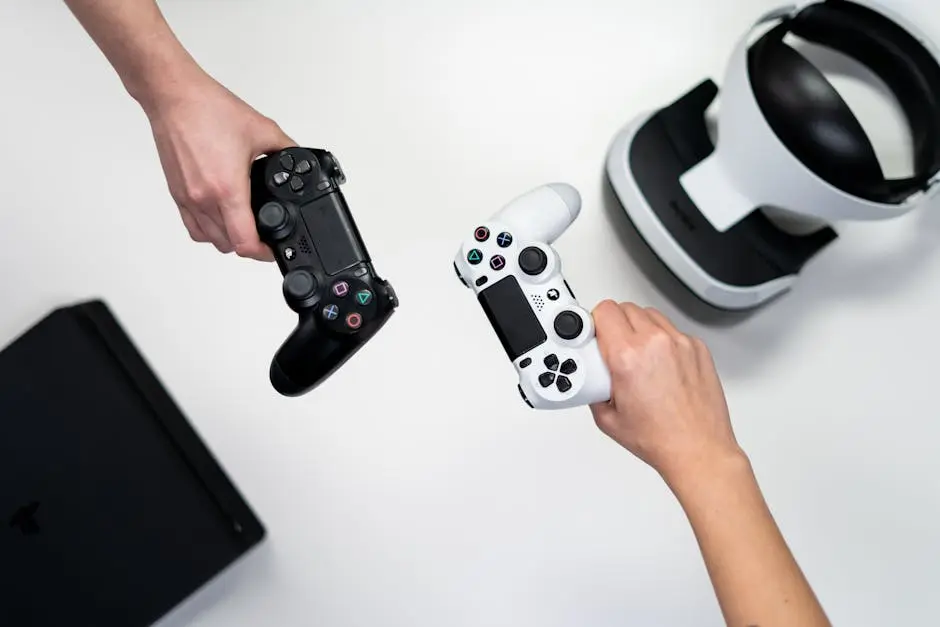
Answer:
[
  {"left": 547, "top": 288, "right": 560, "bottom": 301},
  {"left": 467, "top": 249, "right": 483, "bottom": 265},
  {"left": 520, "top": 357, "right": 532, "bottom": 368},
  {"left": 475, "top": 276, "right": 488, "bottom": 287},
  {"left": 489, "top": 255, "right": 506, "bottom": 271},
  {"left": 560, "top": 359, "right": 577, "bottom": 375},
  {"left": 290, "top": 175, "right": 305, "bottom": 192},
  {"left": 322, "top": 304, "right": 340, "bottom": 321},
  {"left": 332, "top": 281, "right": 350, "bottom": 298},
  {"left": 556, "top": 376, "right": 572, "bottom": 393},
  {"left": 539, "top": 372, "right": 556, "bottom": 388},
  {"left": 544, "top": 354, "right": 559, "bottom": 371},
  {"left": 518, "top": 246, "right": 548, "bottom": 275},
  {"left": 355, "top": 290, "right": 373, "bottom": 306},
  {"left": 272, "top": 171, "right": 290, "bottom": 186},
  {"left": 554, "top": 311, "right": 584, "bottom": 340},
  {"left": 279, "top": 153, "right": 295, "bottom": 170},
  {"left": 496, "top": 232, "right": 513, "bottom": 247},
  {"left": 474, "top": 226, "right": 490, "bottom": 242},
  {"left": 346, "top": 312, "right": 363, "bottom": 330},
  {"left": 294, "top": 159, "right": 312, "bottom": 174}
]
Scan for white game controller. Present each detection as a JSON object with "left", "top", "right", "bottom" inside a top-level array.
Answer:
[{"left": 454, "top": 184, "right": 612, "bottom": 410}]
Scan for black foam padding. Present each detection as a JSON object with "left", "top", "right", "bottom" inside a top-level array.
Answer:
[
  {"left": 626, "top": 79, "right": 837, "bottom": 289},
  {"left": 749, "top": 1, "right": 940, "bottom": 202},
  {"left": 749, "top": 24, "right": 888, "bottom": 201},
  {"left": 0, "top": 300, "right": 265, "bottom": 627}
]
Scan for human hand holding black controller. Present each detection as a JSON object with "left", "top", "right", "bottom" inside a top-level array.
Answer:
[{"left": 250, "top": 147, "right": 398, "bottom": 396}]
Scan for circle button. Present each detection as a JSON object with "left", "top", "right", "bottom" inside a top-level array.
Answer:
[
  {"left": 474, "top": 226, "right": 490, "bottom": 242},
  {"left": 553, "top": 311, "right": 584, "bottom": 340},
  {"left": 346, "top": 313, "right": 363, "bottom": 330},
  {"left": 519, "top": 246, "right": 548, "bottom": 275}
]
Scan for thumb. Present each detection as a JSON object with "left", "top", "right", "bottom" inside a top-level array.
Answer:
[{"left": 590, "top": 400, "right": 619, "bottom": 435}]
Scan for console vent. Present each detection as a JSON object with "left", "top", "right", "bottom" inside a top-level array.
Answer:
[
  {"left": 298, "top": 236, "right": 312, "bottom": 255},
  {"left": 530, "top": 294, "right": 545, "bottom": 312}
]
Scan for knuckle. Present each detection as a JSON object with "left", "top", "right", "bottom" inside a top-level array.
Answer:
[
  {"left": 183, "top": 184, "right": 212, "bottom": 207},
  {"left": 611, "top": 346, "right": 638, "bottom": 377},
  {"left": 674, "top": 333, "right": 693, "bottom": 350}
]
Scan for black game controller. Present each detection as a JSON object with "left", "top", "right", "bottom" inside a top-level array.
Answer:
[{"left": 251, "top": 147, "right": 398, "bottom": 396}]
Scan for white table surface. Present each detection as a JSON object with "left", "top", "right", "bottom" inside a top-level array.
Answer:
[{"left": 2, "top": 1, "right": 939, "bottom": 625}]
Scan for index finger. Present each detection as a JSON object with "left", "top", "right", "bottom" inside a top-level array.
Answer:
[{"left": 220, "top": 186, "right": 274, "bottom": 262}]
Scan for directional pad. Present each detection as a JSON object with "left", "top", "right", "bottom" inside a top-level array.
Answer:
[
  {"left": 294, "top": 159, "right": 313, "bottom": 174},
  {"left": 544, "top": 354, "right": 559, "bottom": 371},
  {"left": 538, "top": 372, "right": 556, "bottom": 388},
  {"left": 556, "top": 376, "right": 572, "bottom": 393},
  {"left": 560, "top": 359, "right": 577, "bottom": 375}
]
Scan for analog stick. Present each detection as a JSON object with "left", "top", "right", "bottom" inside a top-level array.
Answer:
[{"left": 258, "top": 202, "right": 293, "bottom": 240}]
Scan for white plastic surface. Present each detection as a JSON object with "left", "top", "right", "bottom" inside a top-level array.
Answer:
[
  {"left": 606, "top": 112, "right": 798, "bottom": 310},
  {"left": 454, "top": 185, "right": 611, "bottom": 409},
  {"left": 682, "top": 0, "right": 940, "bottom": 232}
]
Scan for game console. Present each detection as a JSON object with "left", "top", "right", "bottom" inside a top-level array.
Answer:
[
  {"left": 251, "top": 147, "right": 398, "bottom": 396},
  {"left": 453, "top": 184, "right": 611, "bottom": 410},
  {"left": 606, "top": 0, "right": 940, "bottom": 310}
]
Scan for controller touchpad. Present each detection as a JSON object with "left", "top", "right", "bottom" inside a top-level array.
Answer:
[
  {"left": 478, "top": 276, "right": 547, "bottom": 360},
  {"left": 301, "top": 194, "right": 367, "bottom": 276}
]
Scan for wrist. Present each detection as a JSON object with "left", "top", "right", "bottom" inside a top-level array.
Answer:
[
  {"left": 125, "top": 47, "right": 208, "bottom": 117},
  {"left": 659, "top": 445, "right": 754, "bottom": 503}
]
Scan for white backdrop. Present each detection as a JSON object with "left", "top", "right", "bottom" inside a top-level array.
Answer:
[{"left": 2, "top": 1, "right": 939, "bottom": 625}]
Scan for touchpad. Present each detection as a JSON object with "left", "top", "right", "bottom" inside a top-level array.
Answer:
[
  {"left": 301, "top": 194, "right": 367, "bottom": 276},
  {"left": 478, "top": 276, "right": 547, "bottom": 361}
]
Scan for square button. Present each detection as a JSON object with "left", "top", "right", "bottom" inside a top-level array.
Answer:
[
  {"left": 489, "top": 255, "right": 506, "bottom": 271},
  {"left": 332, "top": 281, "right": 350, "bottom": 297}
]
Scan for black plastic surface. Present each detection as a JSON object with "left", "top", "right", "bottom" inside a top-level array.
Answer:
[
  {"left": 749, "top": 0, "right": 940, "bottom": 202},
  {"left": 477, "top": 276, "right": 547, "bottom": 361},
  {"left": 0, "top": 300, "right": 264, "bottom": 627},
  {"left": 626, "top": 79, "right": 837, "bottom": 288},
  {"left": 250, "top": 147, "right": 398, "bottom": 397}
]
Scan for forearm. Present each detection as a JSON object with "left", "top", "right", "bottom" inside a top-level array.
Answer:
[
  {"left": 666, "top": 452, "right": 829, "bottom": 627},
  {"left": 63, "top": 0, "right": 205, "bottom": 112}
]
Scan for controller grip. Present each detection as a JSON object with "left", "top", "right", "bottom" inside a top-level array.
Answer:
[
  {"left": 270, "top": 315, "right": 363, "bottom": 397},
  {"left": 493, "top": 183, "right": 582, "bottom": 244}
]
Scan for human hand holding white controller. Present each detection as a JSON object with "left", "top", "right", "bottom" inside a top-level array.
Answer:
[{"left": 454, "top": 184, "right": 612, "bottom": 410}]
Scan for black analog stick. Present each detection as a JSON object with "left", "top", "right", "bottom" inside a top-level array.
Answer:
[
  {"left": 258, "top": 202, "right": 292, "bottom": 240},
  {"left": 518, "top": 246, "right": 548, "bottom": 275},
  {"left": 554, "top": 311, "right": 583, "bottom": 340},
  {"left": 284, "top": 269, "right": 318, "bottom": 304}
]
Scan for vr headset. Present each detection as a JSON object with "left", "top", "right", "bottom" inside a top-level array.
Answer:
[{"left": 606, "top": 0, "right": 940, "bottom": 310}]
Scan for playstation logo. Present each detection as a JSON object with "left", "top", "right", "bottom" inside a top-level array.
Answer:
[
  {"left": 547, "top": 288, "right": 560, "bottom": 301},
  {"left": 9, "top": 501, "right": 41, "bottom": 536}
]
